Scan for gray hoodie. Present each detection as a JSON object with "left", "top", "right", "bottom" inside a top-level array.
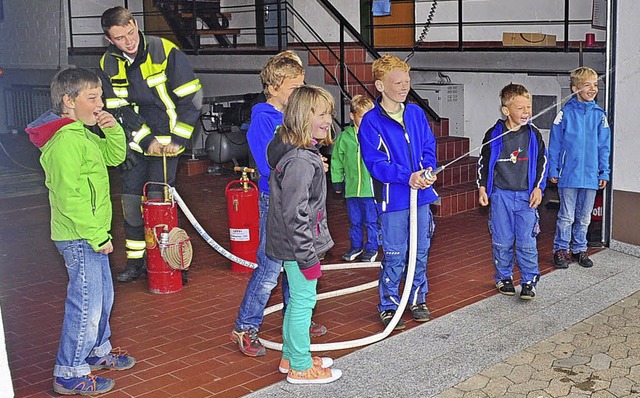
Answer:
[{"left": 265, "top": 137, "right": 334, "bottom": 272}]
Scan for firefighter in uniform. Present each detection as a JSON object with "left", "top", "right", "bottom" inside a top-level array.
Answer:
[{"left": 99, "top": 6, "right": 202, "bottom": 282}]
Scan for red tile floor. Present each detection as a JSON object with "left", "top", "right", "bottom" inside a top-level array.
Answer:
[{"left": 0, "top": 133, "right": 564, "bottom": 397}]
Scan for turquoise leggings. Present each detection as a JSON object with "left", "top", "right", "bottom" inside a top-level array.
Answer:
[{"left": 282, "top": 261, "right": 317, "bottom": 371}]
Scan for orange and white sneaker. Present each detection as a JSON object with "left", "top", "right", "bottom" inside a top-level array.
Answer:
[
  {"left": 286, "top": 364, "right": 342, "bottom": 384},
  {"left": 278, "top": 356, "right": 333, "bottom": 374}
]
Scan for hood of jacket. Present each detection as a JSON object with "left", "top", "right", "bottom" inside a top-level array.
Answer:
[
  {"left": 25, "top": 110, "right": 75, "bottom": 148},
  {"left": 267, "top": 135, "right": 319, "bottom": 169}
]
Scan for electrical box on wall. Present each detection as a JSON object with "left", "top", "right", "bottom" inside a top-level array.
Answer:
[{"left": 413, "top": 83, "right": 464, "bottom": 137}]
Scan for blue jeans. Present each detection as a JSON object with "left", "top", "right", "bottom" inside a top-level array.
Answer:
[
  {"left": 282, "top": 261, "right": 316, "bottom": 371},
  {"left": 347, "top": 197, "right": 380, "bottom": 251},
  {"left": 489, "top": 188, "right": 541, "bottom": 285},
  {"left": 378, "top": 204, "right": 434, "bottom": 312},
  {"left": 53, "top": 240, "right": 114, "bottom": 378},
  {"left": 235, "top": 192, "right": 290, "bottom": 331},
  {"left": 554, "top": 187, "right": 597, "bottom": 254}
]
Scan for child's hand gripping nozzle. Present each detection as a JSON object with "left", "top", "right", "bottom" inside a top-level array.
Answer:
[{"left": 423, "top": 165, "right": 445, "bottom": 180}]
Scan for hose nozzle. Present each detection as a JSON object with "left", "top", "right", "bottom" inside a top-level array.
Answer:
[{"left": 423, "top": 165, "right": 445, "bottom": 180}]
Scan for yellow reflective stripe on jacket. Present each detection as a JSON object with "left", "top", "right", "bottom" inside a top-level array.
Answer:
[
  {"left": 174, "top": 78, "right": 202, "bottom": 97},
  {"left": 153, "top": 80, "right": 179, "bottom": 130},
  {"left": 126, "top": 249, "right": 145, "bottom": 259},
  {"left": 105, "top": 98, "right": 129, "bottom": 109},
  {"left": 113, "top": 87, "right": 129, "bottom": 97},
  {"left": 131, "top": 124, "right": 152, "bottom": 150},
  {"left": 126, "top": 239, "right": 146, "bottom": 251},
  {"left": 173, "top": 121, "right": 194, "bottom": 140}
]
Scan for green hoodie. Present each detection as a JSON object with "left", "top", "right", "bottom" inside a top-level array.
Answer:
[
  {"left": 330, "top": 125, "right": 374, "bottom": 198},
  {"left": 26, "top": 112, "right": 126, "bottom": 250}
]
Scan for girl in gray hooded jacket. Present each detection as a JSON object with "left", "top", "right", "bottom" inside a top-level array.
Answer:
[{"left": 265, "top": 85, "right": 342, "bottom": 384}]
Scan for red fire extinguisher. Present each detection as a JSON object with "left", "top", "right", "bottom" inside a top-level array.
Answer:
[{"left": 225, "top": 166, "right": 259, "bottom": 273}]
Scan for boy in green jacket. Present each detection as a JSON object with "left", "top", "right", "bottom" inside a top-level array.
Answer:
[
  {"left": 331, "top": 95, "right": 380, "bottom": 262},
  {"left": 26, "top": 68, "right": 134, "bottom": 396}
]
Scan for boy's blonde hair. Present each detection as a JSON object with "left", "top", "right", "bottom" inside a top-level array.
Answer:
[
  {"left": 260, "top": 56, "right": 304, "bottom": 98},
  {"left": 273, "top": 50, "right": 303, "bottom": 66},
  {"left": 349, "top": 94, "right": 374, "bottom": 115},
  {"left": 372, "top": 54, "right": 410, "bottom": 82},
  {"left": 278, "top": 85, "right": 335, "bottom": 147},
  {"left": 50, "top": 68, "right": 102, "bottom": 115},
  {"left": 500, "top": 83, "right": 531, "bottom": 107},
  {"left": 570, "top": 67, "right": 598, "bottom": 87}
]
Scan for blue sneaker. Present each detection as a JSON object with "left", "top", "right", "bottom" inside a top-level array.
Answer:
[
  {"left": 342, "top": 248, "right": 363, "bottom": 261},
  {"left": 53, "top": 374, "right": 115, "bottom": 395},
  {"left": 86, "top": 349, "right": 136, "bottom": 371},
  {"left": 360, "top": 250, "right": 378, "bottom": 262}
]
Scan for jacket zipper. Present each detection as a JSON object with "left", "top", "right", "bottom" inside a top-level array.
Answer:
[{"left": 88, "top": 179, "right": 96, "bottom": 216}]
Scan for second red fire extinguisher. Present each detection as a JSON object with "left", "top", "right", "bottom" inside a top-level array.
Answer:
[{"left": 225, "top": 167, "right": 259, "bottom": 273}]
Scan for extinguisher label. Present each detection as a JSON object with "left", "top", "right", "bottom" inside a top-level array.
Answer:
[{"left": 230, "top": 228, "right": 250, "bottom": 241}]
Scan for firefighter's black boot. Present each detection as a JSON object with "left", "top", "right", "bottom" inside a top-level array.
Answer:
[{"left": 117, "top": 258, "right": 146, "bottom": 283}]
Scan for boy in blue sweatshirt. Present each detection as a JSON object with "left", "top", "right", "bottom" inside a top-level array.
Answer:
[
  {"left": 477, "top": 83, "right": 548, "bottom": 300},
  {"left": 358, "top": 55, "right": 438, "bottom": 330},
  {"left": 231, "top": 52, "right": 327, "bottom": 358},
  {"left": 549, "top": 67, "right": 610, "bottom": 269}
]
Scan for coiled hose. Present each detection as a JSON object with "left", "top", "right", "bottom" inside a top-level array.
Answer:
[{"left": 170, "top": 186, "right": 419, "bottom": 351}]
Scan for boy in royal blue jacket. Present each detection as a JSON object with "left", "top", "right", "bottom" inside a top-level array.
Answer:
[
  {"left": 477, "top": 83, "right": 548, "bottom": 300},
  {"left": 549, "top": 67, "right": 610, "bottom": 269},
  {"left": 358, "top": 55, "right": 438, "bottom": 330},
  {"left": 231, "top": 51, "right": 327, "bottom": 359}
]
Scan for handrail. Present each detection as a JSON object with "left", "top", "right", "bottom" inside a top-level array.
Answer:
[{"left": 314, "top": 0, "right": 440, "bottom": 122}]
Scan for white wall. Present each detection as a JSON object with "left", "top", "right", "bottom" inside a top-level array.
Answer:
[
  {"left": 417, "top": 0, "right": 606, "bottom": 43},
  {"left": 612, "top": 2, "right": 640, "bottom": 193},
  {"left": 0, "top": 0, "right": 68, "bottom": 68},
  {"left": 411, "top": 70, "right": 562, "bottom": 151},
  {"left": 69, "top": 0, "right": 144, "bottom": 48}
]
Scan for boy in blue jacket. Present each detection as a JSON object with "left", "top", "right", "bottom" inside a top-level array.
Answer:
[
  {"left": 477, "top": 83, "right": 548, "bottom": 300},
  {"left": 549, "top": 67, "right": 610, "bottom": 269},
  {"left": 358, "top": 55, "right": 438, "bottom": 330},
  {"left": 231, "top": 52, "right": 327, "bottom": 358}
]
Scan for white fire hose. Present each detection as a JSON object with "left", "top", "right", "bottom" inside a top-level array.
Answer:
[{"left": 170, "top": 186, "right": 420, "bottom": 351}]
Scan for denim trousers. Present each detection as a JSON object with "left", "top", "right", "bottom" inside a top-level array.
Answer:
[
  {"left": 235, "top": 192, "right": 290, "bottom": 331},
  {"left": 346, "top": 197, "right": 380, "bottom": 252},
  {"left": 53, "top": 240, "right": 114, "bottom": 378},
  {"left": 489, "top": 188, "right": 541, "bottom": 285},
  {"left": 554, "top": 187, "right": 597, "bottom": 254},
  {"left": 378, "top": 204, "right": 433, "bottom": 312},
  {"left": 282, "top": 261, "right": 316, "bottom": 371}
]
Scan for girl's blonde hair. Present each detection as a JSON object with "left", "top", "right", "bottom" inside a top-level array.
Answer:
[{"left": 278, "top": 85, "right": 335, "bottom": 147}]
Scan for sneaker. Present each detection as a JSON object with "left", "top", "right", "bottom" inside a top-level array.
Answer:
[
  {"left": 360, "top": 250, "right": 378, "bottom": 262},
  {"left": 287, "top": 364, "right": 342, "bottom": 384},
  {"left": 520, "top": 283, "right": 536, "bottom": 300},
  {"left": 309, "top": 320, "right": 327, "bottom": 337},
  {"left": 553, "top": 250, "right": 571, "bottom": 269},
  {"left": 496, "top": 279, "right": 516, "bottom": 296},
  {"left": 342, "top": 248, "right": 363, "bottom": 261},
  {"left": 279, "top": 356, "right": 333, "bottom": 373},
  {"left": 53, "top": 374, "right": 115, "bottom": 396},
  {"left": 86, "top": 348, "right": 136, "bottom": 371},
  {"left": 573, "top": 251, "right": 594, "bottom": 268},
  {"left": 409, "top": 303, "right": 431, "bottom": 322},
  {"left": 229, "top": 328, "right": 266, "bottom": 357},
  {"left": 380, "top": 310, "right": 405, "bottom": 330}
]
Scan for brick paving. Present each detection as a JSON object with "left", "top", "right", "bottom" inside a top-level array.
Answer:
[
  {"left": 0, "top": 133, "right": 612, "bottom": 397},
  {"left": 434, "top": 291, "right": 640, "bottom": 398}
]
